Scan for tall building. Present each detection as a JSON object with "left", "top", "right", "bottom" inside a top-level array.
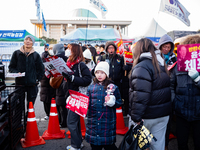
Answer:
[{"left": 30, "top": 8, "right": 132, "bottom": 42}]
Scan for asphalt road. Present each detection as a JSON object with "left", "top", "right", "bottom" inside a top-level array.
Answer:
[{"left": 14, "top": 87, "right": 194, "bottom": 150}]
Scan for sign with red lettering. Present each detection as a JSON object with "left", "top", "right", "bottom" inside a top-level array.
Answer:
[
  {"left": 124, "top": 51, "right": 133, "bottom": 64},
  {"left": 66, "top": 90, "right": 89, "bottom": 118},
  {"left": 177, "top": 44, "right": 200, "bottom": 72}
]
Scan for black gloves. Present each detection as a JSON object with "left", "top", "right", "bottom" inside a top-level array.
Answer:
[
  {"left": 123, "top": 65, "right": 130, "bottom": 71},
  {"left": 62, "top": 72, "right": 74, "bottom": 82}
]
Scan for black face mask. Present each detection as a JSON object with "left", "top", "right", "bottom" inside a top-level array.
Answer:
[{"left": 85, "top": 59, "right": 91, "bottom": 64}]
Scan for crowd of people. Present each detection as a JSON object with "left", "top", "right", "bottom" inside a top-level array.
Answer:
[{"left": 8, "top": 34, "right": 200, "bottom": 150}]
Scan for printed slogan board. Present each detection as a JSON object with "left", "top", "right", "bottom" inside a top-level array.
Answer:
[
  {"left": 66, "top": 90, "right": 89, "bottom": 118},
  {"left": 177, "top": 44, "right": 200, "bottom": 72}
]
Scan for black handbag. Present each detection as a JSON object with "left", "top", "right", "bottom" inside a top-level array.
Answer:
[
  {"left": 118, "top": 124, "right": 139, "bottom": 150},
  {"left": 119, "top": 121, "right": 157, "bottom": 150}
]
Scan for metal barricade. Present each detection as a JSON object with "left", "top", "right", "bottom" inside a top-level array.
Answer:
[
  {"left": 0, "top": 86, "right": 25, "bottom": 150},
  {"left": 0, "top": 54, "right": 12, "bottom": 74}
]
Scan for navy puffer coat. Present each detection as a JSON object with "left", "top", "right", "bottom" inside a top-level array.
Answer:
[{"left": 171, "top": 64, "right": 200, "bottom": 121}]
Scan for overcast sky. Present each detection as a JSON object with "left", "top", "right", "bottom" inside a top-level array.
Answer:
[{"left": 0, "top": 0, "right": 200, "bottom": 38}]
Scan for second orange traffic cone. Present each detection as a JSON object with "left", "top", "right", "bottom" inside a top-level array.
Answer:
[
  {"left": 116, "top": 107, "right": 128, "bottom": 135},
  {"left": 66, "top": 116, "right": 86, "bottom": 138},
  {"left": 42, "top": 98, "right": 65, "bottom": 140},
  {"left": 20, "top": 102, "right": 45, "bottom": 148}
]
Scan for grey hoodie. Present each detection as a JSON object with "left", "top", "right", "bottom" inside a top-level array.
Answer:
[{"left": 158, "top": 34, "right": 174, "bottom": 55}]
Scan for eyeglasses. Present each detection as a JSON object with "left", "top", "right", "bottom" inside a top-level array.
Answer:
[{"left": 108, "top": 47, "right": 114, "bottom": 50}]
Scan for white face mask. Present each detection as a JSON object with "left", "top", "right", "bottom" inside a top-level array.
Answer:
[{"left": 65, "top": 49, "right": 71, "bottom": 57}]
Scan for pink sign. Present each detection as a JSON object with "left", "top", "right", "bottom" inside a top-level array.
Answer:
[
  {"left": 177, "top": 44, "right": 200, "bottom": 72},
  {"left": 66, "top": 90, "right": 89, "bottom": 118}
]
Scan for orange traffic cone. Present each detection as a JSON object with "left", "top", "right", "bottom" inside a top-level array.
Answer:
[
  {"left": 20, "top": 102, "right": 45, "bottom": 148},
  {"left": 116, "top": 107, "right": 128, "bottom": 135},
  {"left": 66, "top": 116, "right": 86, "bottom": 139},
  {"left": 42, "top": 98, "right": 65, "bottom": 140}
]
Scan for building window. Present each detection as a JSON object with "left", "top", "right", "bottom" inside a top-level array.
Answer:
[
  {"left": 90, "top": 25, "right": 101, "bottom": 28},
  {"left": 104, "top": 25, "right": 113, "bottom": 28}
]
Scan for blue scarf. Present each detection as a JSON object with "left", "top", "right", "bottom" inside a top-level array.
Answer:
[{"left": 164, "top": 52, "right": 170, "bottom": 64}]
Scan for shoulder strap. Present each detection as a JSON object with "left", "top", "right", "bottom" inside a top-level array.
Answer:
[{"left": 78, "top": 62, "right": 84, "bottom": 77}]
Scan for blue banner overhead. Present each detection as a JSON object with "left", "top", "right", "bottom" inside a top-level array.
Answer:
[{"left": 0, "top": 30, "right": 26, "bottom": 39}]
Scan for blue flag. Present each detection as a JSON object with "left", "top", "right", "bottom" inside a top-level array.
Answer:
[{"left": 42, "top": 12, "right": 47, "bottom": 31}]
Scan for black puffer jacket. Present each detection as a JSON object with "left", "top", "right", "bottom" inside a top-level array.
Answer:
[
  {"left": 9, "top": 48, "right": 44, "bottom": 86},
  {"left": 129, "top": 58, "right": 171, "bottom": 122},
  {"left": 63, "top": 62, "right": 92, "bottom": 98},
  {"left": 40, "top": 75, "right": 55, "bottom": 103},
  {"left": 41, "top": 51, "right": 50, "bottom": 62},
  {"left": 171, "top": 64, "right": 200, "bottom": 121},
  {"left": 98, "top": 41, "right": 124, "bottom": 82}
]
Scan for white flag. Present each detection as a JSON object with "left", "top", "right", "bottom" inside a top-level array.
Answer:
[
  {"left": 159, "top": 0, "right": 190, "bottom": 26},
  {"left": 35, "top": 0, "right": 40, "bottom": 22},
  {"left": 89, "top": 0, "right": 108, "bottom": 19}
]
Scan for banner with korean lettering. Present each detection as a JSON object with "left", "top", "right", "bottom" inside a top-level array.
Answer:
[
  {"left": 159, "top": 0, "right": 190, "bottom": 26},
  {"left": 0, "top": 30, "right": 25, "bottom": 39},
  {"left": 66, "top": 90, "right": 89, "bottom": 118},
  {"left": 177, "top": 44, "right": 200, "bottom": 72},
  {"left": 124, "top": 51, "right": 133, "bottom": 65}
]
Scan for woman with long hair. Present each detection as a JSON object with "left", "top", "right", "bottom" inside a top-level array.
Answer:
[
  {"left": 129, "top": 38, "right": 171, "bottom": 150},
  {"left": 62, "top": 43, "right": 92, "bottom": 150}
]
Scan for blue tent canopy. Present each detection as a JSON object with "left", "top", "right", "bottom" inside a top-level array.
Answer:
[{"left": 60, "top": 28, "right": 134, "bottom": 42}]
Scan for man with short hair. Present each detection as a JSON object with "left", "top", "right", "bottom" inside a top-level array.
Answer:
[{"left": 9, "top": 35, "right": 45, "bottom": 109}]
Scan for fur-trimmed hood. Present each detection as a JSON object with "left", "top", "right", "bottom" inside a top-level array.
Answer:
[{"left": 105, "top": 41, "right": 117, "bottom": 52}]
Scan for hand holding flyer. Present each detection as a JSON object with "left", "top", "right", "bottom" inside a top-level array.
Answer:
[
  {"left": 44, "top": 56, "right": 74, "bottom": 78},
  {"left": 6, "top": 72, "right": 25, "bottom": 78}
]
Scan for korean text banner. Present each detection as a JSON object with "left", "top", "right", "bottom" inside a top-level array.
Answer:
[
  {"left": 159, "top": 0, "right": 190, "bottom": 26},
  {"left": 177, "top": 44, "right": 200, "bottom": 72},
  {"left": 0, "top": 30, "right": 26, "bottom": 39},
  {"left": 66, "top": 90, "right": 89, "bottom": 118}
]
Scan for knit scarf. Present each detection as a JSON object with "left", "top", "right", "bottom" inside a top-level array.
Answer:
[
  {"left": 66, "top": 57, "right": 81, "bottom": 69},
  {"left": 164, "top": 52, "right": 170, "bottom": 65}
]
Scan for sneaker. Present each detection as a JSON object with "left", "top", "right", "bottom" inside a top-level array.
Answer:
[
  {"left": 66, "top": 145, "right": 71, "bottom": 150},
  {"left": 66, "top": 143, "right": 84, "bottom": 150},
  {"left": 44, "top": 116, "right": 49, "bottom": 120}
]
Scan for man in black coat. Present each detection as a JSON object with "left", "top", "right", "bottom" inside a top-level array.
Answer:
[
  {"left": 97, "top": 41, "right": 125, "bottom": 96},
  {"left": 9, "top": 35, "right": 45, "bottom": 109}
]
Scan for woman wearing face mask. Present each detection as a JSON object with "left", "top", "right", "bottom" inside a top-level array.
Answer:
[
  {"left": 83, "top": 49, "right": 95, "bottom": 71},
  {"left": 65, "top": 44, "right": 72, "bottom": 57},
  {"left": 62, "top": 43, "right": 92, "bottom": 150}
]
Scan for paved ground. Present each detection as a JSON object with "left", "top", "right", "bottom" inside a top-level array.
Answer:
[{"left": 14, "top": 87, "right": 194, "bottom": 150}]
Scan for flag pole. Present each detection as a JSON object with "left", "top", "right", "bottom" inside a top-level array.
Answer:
[
  {"left": 117, "top": 25, "right": 127, "bottom": 76},
  {"left": 85, "top": 9, "right": 90, "bottom": 45}
]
